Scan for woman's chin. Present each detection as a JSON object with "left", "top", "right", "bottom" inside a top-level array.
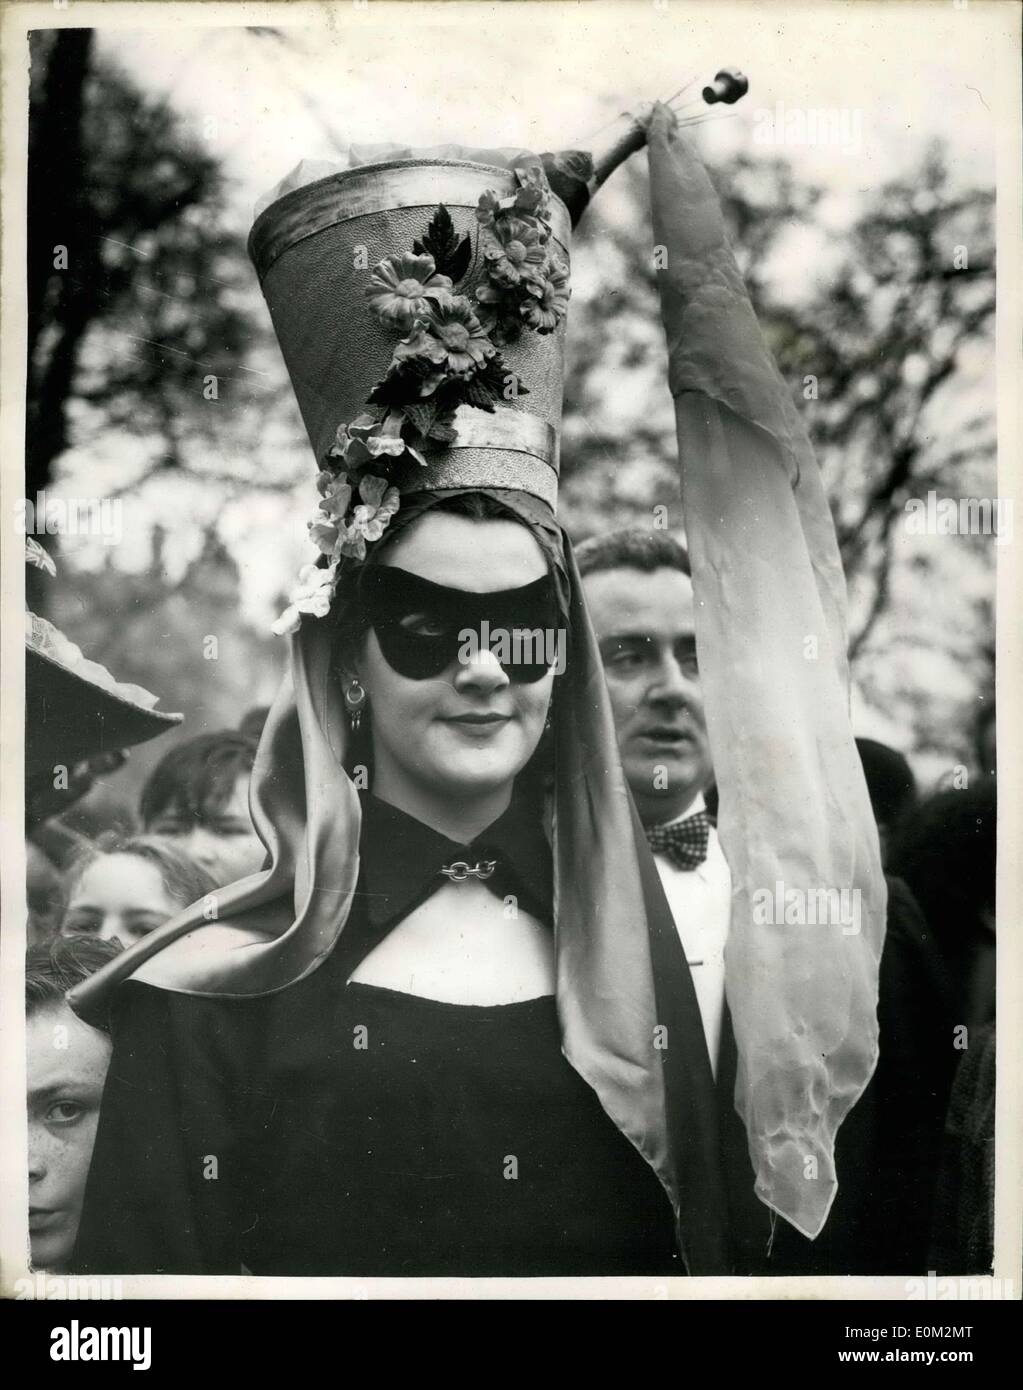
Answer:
[
  {"left": 435, "top": 759, "right": 520, "bottom": 796},
  {"left": 30, "top": 1233, "right": 71, "bottom": 1273},
  {"left": 422, "top": 733, "right": 532, "bottom": 796}
]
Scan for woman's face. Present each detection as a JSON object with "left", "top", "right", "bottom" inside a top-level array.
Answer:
[
  {"left": 351, "top": 511, "right": 557, "bottom": 808},
  {"left": 62, "top": 854, "right": 180, "bottom": 946}
]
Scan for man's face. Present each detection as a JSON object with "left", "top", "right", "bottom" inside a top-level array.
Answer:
[
  {"left": 148, "top": 772, "right": 265, "bottom": 885},
  {"left": 27, "top": 1003, "right": 112, "bottom": 1271},
  {"left": 582, "top": 565, "right": 713, "bottom": 824}
]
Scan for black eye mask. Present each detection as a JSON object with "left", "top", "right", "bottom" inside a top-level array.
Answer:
[{"left": 359, "top": 565, "right": 562, "bottom": 682}]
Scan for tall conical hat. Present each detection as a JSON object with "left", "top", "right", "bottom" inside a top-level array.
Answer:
[{"left": 248, "top": 146, "right": 575, "bottom": 528}]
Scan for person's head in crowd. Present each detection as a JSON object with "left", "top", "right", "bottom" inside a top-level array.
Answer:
[
  {"left": 855, "top": 738, "right": 918, "bottom": 864},
  {"left": 30, "top": 820, "right": 93, "bottom": 874},
  {"left": 61, "top": 835, "right": 218, "bottom": 947},
  {"left": 58, "top": 777, "right": 138, "bottom": 844},
  {"left": 26, "top": 842, "right": 66, "bottom": 947},
  {"left": 577, "top": 527, "right": 711, "bottom": 826},
  {"left": 887, "top": 776, "right": 997, "bottom": 1026},
  {"left": 27, "top": 934, "right": 122, "bottom": 1270},
  {"left": 139, "top": 731, "right": 264, "bottom": 882},
  {"left": 27, "top": 822, "right": 97, "bottom": 947},
  {"left": 238, "top": 705, "right": 270, "bottom": 743},
  {"left": 26, "top": 751, "right": 131, "bottom": 833}
]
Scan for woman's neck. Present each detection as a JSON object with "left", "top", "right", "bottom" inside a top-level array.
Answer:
[{"left": 370, "top": 773, "right": 513, "bottom": 844}]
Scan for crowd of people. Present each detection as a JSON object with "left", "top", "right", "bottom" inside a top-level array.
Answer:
[
  {"left": 25, "top": 721, "right": 268, "bottom": 1272},
  {"left": 21, "top": 101, "right": 999, "bottom": 1283}
]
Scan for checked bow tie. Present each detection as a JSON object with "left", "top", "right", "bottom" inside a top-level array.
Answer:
[{"left": 644, "top": 810, "right": 711, "bottom": 871}]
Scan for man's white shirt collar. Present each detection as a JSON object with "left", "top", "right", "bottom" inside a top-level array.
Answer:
[
  {"left": 647, "top": 789, "right": 730, "bottom": 1075},
  {"left": 651, "top": 790, "right": 707, "bottom": 831}
]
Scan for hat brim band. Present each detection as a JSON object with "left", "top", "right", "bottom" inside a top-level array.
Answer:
[
  {"left": 383, "top": 405, "right": 559, "bottom": 509},
  {"left": 398, "top": 456, "right": 558, "bottom": 512}
]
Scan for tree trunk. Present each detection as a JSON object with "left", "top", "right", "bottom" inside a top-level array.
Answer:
[{"left": 26, "top": 28, "right": 95, "bottom": 500}]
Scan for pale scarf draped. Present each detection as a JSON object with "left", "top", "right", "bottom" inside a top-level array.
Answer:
[{"left": 647, "top": 103, "right": 886, "bottom": 1238}]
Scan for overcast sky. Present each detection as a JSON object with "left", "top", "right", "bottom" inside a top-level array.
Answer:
[{"left": 95, "top": 0, "right": 1007, "bottom": 223}]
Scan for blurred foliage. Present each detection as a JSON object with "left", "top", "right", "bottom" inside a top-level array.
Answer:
[
  {"left": 560, "top": 149, "right": 995, "bottom": 768},
  {"left": 26, "top": 30, "right": 296, "bottom": 609},
  {"left": 562, "top": 151, "right": 995, "bottom": 645},
  {"left": 48, "top": 527, "right": 284, "bottom": 819}
]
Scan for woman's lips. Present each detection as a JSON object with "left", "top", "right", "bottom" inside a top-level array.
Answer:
[
  {"left": 29, "top": 1208, "right": 64, "bottom": 1230},
  {"left": 443, "top": 712, "right": 510, "bottom": 723},
  {"left": 441, "top": 713, "right": 512, "bottom": 736}
]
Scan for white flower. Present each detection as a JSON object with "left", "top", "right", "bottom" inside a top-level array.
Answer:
[{"left": 272, "top": 561, "right": 339, "bottom": 636}]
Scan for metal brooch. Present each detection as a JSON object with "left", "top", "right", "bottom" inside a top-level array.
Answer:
[{"left": 439, "top": 860, "right": 498, "bottom": 883}]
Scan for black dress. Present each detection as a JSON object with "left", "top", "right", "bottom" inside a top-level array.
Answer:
[{"left": 73, "top": 794, "right": 681, "bottom": 1276}]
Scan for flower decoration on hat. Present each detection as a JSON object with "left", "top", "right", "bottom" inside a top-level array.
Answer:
[
  {"left": 482, "top": 217, "right": 547, "bottom": 290},
  {"left": 390, "top": 295, "right": 497, "bottom": 391},
  {"left": 473, "top": 165, "right": 565, "bottom": 345},
  {"left": 521, "top": 257, "right": 570, "bottom": 334},
  {"left": 277, "top": 161, "right": 570, "bottom": 635},
  {"left": 272, "top": 560, "right": 341, "bottom": 636},
  {"left": 343, "top": 475, "right": 402, "bottom": 559},
  {"left": 365, "top": 253, "right": 454, "bottom": 332}
]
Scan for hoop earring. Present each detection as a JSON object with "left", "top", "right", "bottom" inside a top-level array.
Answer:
[{"left": 346, "top": 679, "right": 367, "bottom": 733}]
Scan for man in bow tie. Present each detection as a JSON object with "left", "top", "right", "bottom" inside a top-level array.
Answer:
[
  {"left": 577, "top": 528, "right": 730, "bottom": 1075},
  {"left": 579, "top": 524, "right": 953, "bottom": 1275}
]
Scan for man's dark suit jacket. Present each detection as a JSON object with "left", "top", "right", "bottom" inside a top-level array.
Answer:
[{"left": 718, "top": 876, "right": 957, "bottom": 1276}]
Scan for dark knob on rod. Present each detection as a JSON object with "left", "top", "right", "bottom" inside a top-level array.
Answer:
[{"left": 702, "top": 69, "right": 749, "bottom": 105}]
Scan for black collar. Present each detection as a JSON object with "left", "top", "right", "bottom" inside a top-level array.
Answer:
[{"left": 358, "top": 791, "right": 553, "bottom": 931}]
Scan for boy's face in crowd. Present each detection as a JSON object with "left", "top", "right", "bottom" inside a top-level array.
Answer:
[
  {"left": 63, "top": 852, "right": 180, "bottom": 946},
  {"left": 582, "top": 565, "right": 713, "bottom": 825},
  {"left": 27, "top": 1003, "right": 112, "bottom": 1271},
  {"left": 148, "top": 773, "right": 265, "bottom": 883}
]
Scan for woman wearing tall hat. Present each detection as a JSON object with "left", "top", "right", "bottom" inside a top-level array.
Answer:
[{"left": 70, "top": 100, "right": 886, "bottom": 1277}]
